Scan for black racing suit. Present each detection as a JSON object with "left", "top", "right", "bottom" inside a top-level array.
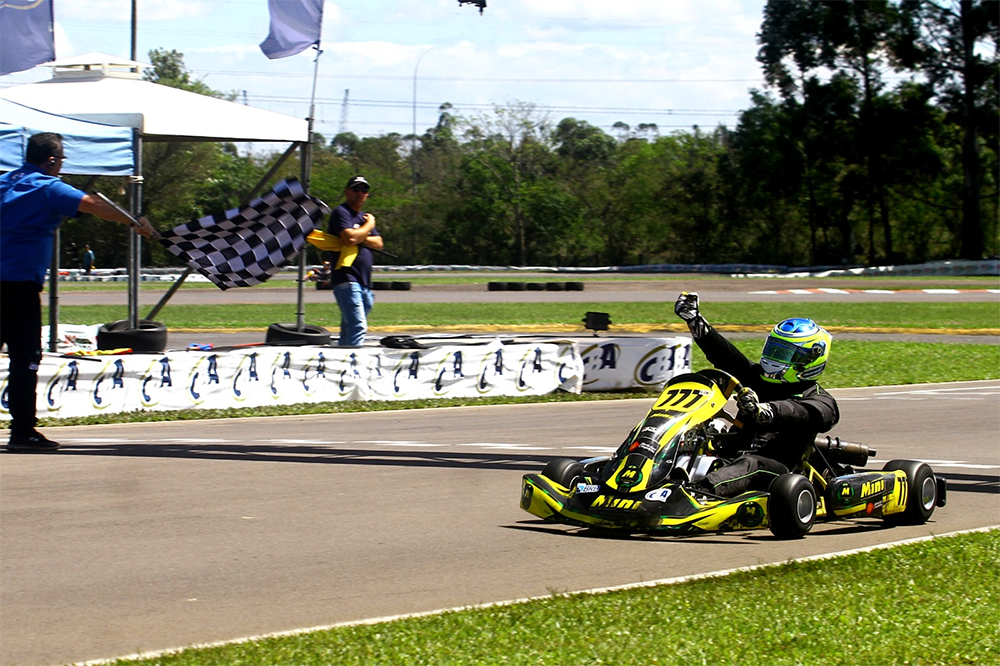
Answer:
[{"left": 692, "top": 320, "right": 840, "bottom": 497}]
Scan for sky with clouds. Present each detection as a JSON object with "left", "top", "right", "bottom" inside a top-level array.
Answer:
[{"left": 2, "top": 0, "right": 772, "bottom": 141}]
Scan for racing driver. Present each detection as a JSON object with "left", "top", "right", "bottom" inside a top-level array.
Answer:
[{"left": 674, "top": 292, "right": 840, "bottom": 497}]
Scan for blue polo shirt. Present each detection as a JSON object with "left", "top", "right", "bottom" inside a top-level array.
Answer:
[
  {"left": 0, "top": 164, "right": 84, "bottom": 285},
  {"left": 328, "top": 202, "right": 380, "bottom": 289}
]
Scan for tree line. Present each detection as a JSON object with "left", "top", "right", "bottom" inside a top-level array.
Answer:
[{"left": 62, "top": 0, "right": 997, "bottom": 271}]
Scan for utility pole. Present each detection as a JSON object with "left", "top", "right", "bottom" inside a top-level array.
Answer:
[{"left": 339, "top": 89, "right": 350, "bottom": 135}]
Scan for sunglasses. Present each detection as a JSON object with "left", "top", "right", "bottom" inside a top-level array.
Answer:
[{"left": 349, "top": 185, "right": 370, "bottom": 193}]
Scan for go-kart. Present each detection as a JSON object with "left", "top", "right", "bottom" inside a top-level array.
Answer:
[{"left": 520, "top": 369, "right": 947, "bottom": 539}]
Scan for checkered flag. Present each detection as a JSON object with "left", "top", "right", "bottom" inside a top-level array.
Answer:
[{"left": 158, "top": 178, "right": 329, "bottom": 290}]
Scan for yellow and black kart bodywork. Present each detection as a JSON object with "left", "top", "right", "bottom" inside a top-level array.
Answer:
[{"left": 520, "top": 369, "right": 946, "bottom": 538}]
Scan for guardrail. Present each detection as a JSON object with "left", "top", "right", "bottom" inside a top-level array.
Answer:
[{"left": 49, "top": 258, "right": 999, "bottom": 282}]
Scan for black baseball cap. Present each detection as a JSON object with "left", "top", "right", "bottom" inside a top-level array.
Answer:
[{"left": 346, "top": 175, "right": 370, "bottom": 190}]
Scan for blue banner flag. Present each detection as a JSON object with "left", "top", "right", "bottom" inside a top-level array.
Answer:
[
  {"left": 259, "top": 0, "right": 324, "bottom": 60},
  {"left": 0, "top": 0, "right": 56, "bottom": 76}
]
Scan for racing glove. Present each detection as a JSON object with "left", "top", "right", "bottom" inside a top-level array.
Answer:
[
  {"left": 737, "top": 387, "right": 775, "bottom": 424},
  {"left": 674, "top": 292, "right": 711, "bottom": 339}
]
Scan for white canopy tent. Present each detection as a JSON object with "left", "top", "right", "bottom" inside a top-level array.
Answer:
[
  {"left": 0, "top": 54, "right": 313, "bottom": 339},
  {"left": 0, "top": 53, "right": 308, "bottom": 143}
]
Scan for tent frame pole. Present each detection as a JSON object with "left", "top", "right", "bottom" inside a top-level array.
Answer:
[
  {"left": 48, "top": 175, "right": 99, "bottom": 352},
  {"left": 128, "top": 130, "right": 143, "bottom": 329}
]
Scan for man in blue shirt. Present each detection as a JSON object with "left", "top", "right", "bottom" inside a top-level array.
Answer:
[
  {"left": 329, "top": 175, "right": 383, "bottom": 346},
  {"left": 82, "top": 244, "right": 95, "bottom": 274},
  {"left": 1, "top": 133, "right": 155, "bottom": 452}
]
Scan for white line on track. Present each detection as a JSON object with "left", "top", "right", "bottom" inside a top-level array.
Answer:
[{"left": 76, "top": 526, "right": 999, "bottom": 666}]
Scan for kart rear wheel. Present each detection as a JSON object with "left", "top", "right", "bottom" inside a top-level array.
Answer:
[
  {"left": 768, "top": 474, "right": 817, "bottom": 539},
  {"left": 542, "top": 458, "right": 585, "bottom": 489},
  {"left": 882, "top": 460, "right": 937, "bottom": 525}
]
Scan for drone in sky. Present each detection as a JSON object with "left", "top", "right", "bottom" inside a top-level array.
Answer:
[{"left": 458, "top": 0, "right": 486, "bottom": 14}]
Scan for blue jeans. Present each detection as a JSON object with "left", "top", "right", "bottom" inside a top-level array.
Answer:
[{"left": 333, "top": 281, "right": 374, "bottom": 347}]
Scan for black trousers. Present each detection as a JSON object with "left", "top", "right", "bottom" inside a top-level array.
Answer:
[
  {"left": 703, "top": 453, "right": 789, "bottom": 497},
  {"left": 0, "top": 281, "right": 43, "bottom": 435}
]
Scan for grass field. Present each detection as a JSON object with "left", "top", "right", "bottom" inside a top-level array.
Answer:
[
  {"left": 47, "top": 301, "right": 1000, "bottom": 331},
  {"left": 112, "top": 529, "right": 1000, "bottom": 666}
]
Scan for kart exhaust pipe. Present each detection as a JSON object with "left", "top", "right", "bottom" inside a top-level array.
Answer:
[{"left": 814, "top": 435, "right": 874, "bottom": 467}]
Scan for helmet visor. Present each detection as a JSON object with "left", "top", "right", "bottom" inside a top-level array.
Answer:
[{"left": 762, "top": 338, "right": 814, "bottom": 365}]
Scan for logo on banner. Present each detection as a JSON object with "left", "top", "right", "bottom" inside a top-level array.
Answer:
[
  {"left": 556, "top": 345, "right": 578, "bottom": 388},
  {"left": 515, "top": 347, "right": 545, "bottom": 393},
  {"left": 338, "top": 352, "right": 362, "bottom": 397},
  {"left": 580, "top": 342, "right": 620, "bottom": 386},
  {"left": 187, "top": 354, "right": 220, "bottom": 405},
  {"left": 269, "top": 351, "right": 294, "bottom": 399},
  {"left": 140, "top": 356, "right": 172, "bottom": 408},
  {"left": 302, "top": 351, "right": 327, "bottom": 397},
  {"left": 476, "top": 348, "right": 504, "bottom": 395},
  {"left": 44, "top": 359, "right": 81, "bottom": 413},
  {"left": 232, "top": 352, "right": 260, "bottom": 402},
  {"left": 433, "top": 350, "right": 464, "bottom": 396},
  {"left": 634, "top": 343, "right": 691, "bottom": 388},
  {"left": 92, "top": 358, "right": 127, "bottom": 410},
  {"left": 391, "top": 351, "right": 422, "bottom": 398}
]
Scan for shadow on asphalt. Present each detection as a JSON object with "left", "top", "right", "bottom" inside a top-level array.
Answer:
[
  {"left": 935, "top": 472, "right": 1000, "bottom": 495},
  {"left": 19, "top": 442, "right": 560, "bottom": 472},
  {"left": 502, "top": 521, "right": 754, "bottom": 544}
]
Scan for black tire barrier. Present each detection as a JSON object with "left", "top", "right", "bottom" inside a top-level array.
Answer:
[
  {"left": 487, "top": 281, "right": 507, "bottom": 291},
  {"left": 314, "top": 281, "right": 331, "bottom": 290},
  {"left": 372, "top": 281, "right": 392, "bottom": 290},
  {"left": 565, "top": 281, "right": 585, "bottom": 291},
  {"left": 545, "top": 281, "right": 566, "bottom": 291},
  {"left": 391, "top": 281, "right": 412, "bottom": 291},
  {"left": 97, "top": 319, "right": 168, "bottom": 352},
  {"left": 506, "top": 282, "right": 526, "bottom": 291},
  {"left": 526, "top": 283, "right": 545, "bottom": 291},
  {"left": 265, "top": 322, "right": 331, "bottom": 346}
]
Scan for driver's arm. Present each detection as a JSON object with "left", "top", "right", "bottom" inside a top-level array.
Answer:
[{"left": 761, "top": 390, "right": 840, "bottom": 433}]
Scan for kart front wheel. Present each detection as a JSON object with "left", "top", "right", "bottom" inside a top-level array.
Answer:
[
  {"left": 882, "top": 460, "right": 937, "bottom": 525},
  {"left": 768, "top": 474, "right": 817, "bottom": 539},
  {"left": 542, "top": 458, "right": 585, "bottom": 489}
]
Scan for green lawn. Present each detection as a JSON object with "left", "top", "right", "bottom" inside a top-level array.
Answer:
[
  {"left": 47, "top": 301, "right": 1000, "bottom": 330},
  {"left": 113, "top": 530, "right": 999, "bottom": 666}
]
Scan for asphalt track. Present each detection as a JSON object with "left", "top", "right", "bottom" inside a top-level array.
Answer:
[{"left": 1, "top": 380, "right": 998, "bottom": 665}]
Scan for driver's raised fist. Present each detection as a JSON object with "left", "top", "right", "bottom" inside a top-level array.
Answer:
[{"left": 674, "top": 292, "right": 700, "bottom": 321}]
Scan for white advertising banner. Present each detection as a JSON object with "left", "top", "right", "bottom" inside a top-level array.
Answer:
[
  {"left": 577, "top": 337, "right": 692, "bottom": 391},
  {"left": 1, "top": 339, "right": 583, "bottom": 421}
]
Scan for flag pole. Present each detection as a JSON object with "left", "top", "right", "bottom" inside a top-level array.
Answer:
[{"left": 296, "top": 42, "right": 322, "bottom": 332}]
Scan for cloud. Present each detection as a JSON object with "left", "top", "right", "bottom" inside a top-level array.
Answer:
[{"left": 56, "top": 0, "right": 213, "bottom": 23}]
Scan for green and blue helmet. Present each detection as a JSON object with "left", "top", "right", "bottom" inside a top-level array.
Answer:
[{"left": 760, "top": 318, "right": 832, "bottom": 383}]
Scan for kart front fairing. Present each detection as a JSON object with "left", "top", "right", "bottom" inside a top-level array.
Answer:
[{"left": 520, "top": 370, "right": 770, "bottom": 534}]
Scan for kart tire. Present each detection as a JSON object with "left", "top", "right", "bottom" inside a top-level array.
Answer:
[
  {"left": 526, "top": 282, "right": 545, "bottom": 291},
  {"left": 542, "top": 458, "right": 585, "bottom": 489},
  {"left": 487, "top": 281, "right": 507, "bottom": 291},
  {"left": 265, "top": 323, "right": 331, "bottom": 346},
  {"left": 506, "top": 282, "right": 526, "bottom": 291},
  {"left": 882, "top": 460, "right": 937, "bottom": 525},
  {"left": 545, "top": 281, "right": 566, "bottom": 291},
  {"left": 768, "top": 473, "right": 817, "bottom": 539},
  {"left": 97, "top": 319, "right": 167, "bottom": 352},
  {"left": 391, "top": 281, "right": 412, "bottom": 291}
]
